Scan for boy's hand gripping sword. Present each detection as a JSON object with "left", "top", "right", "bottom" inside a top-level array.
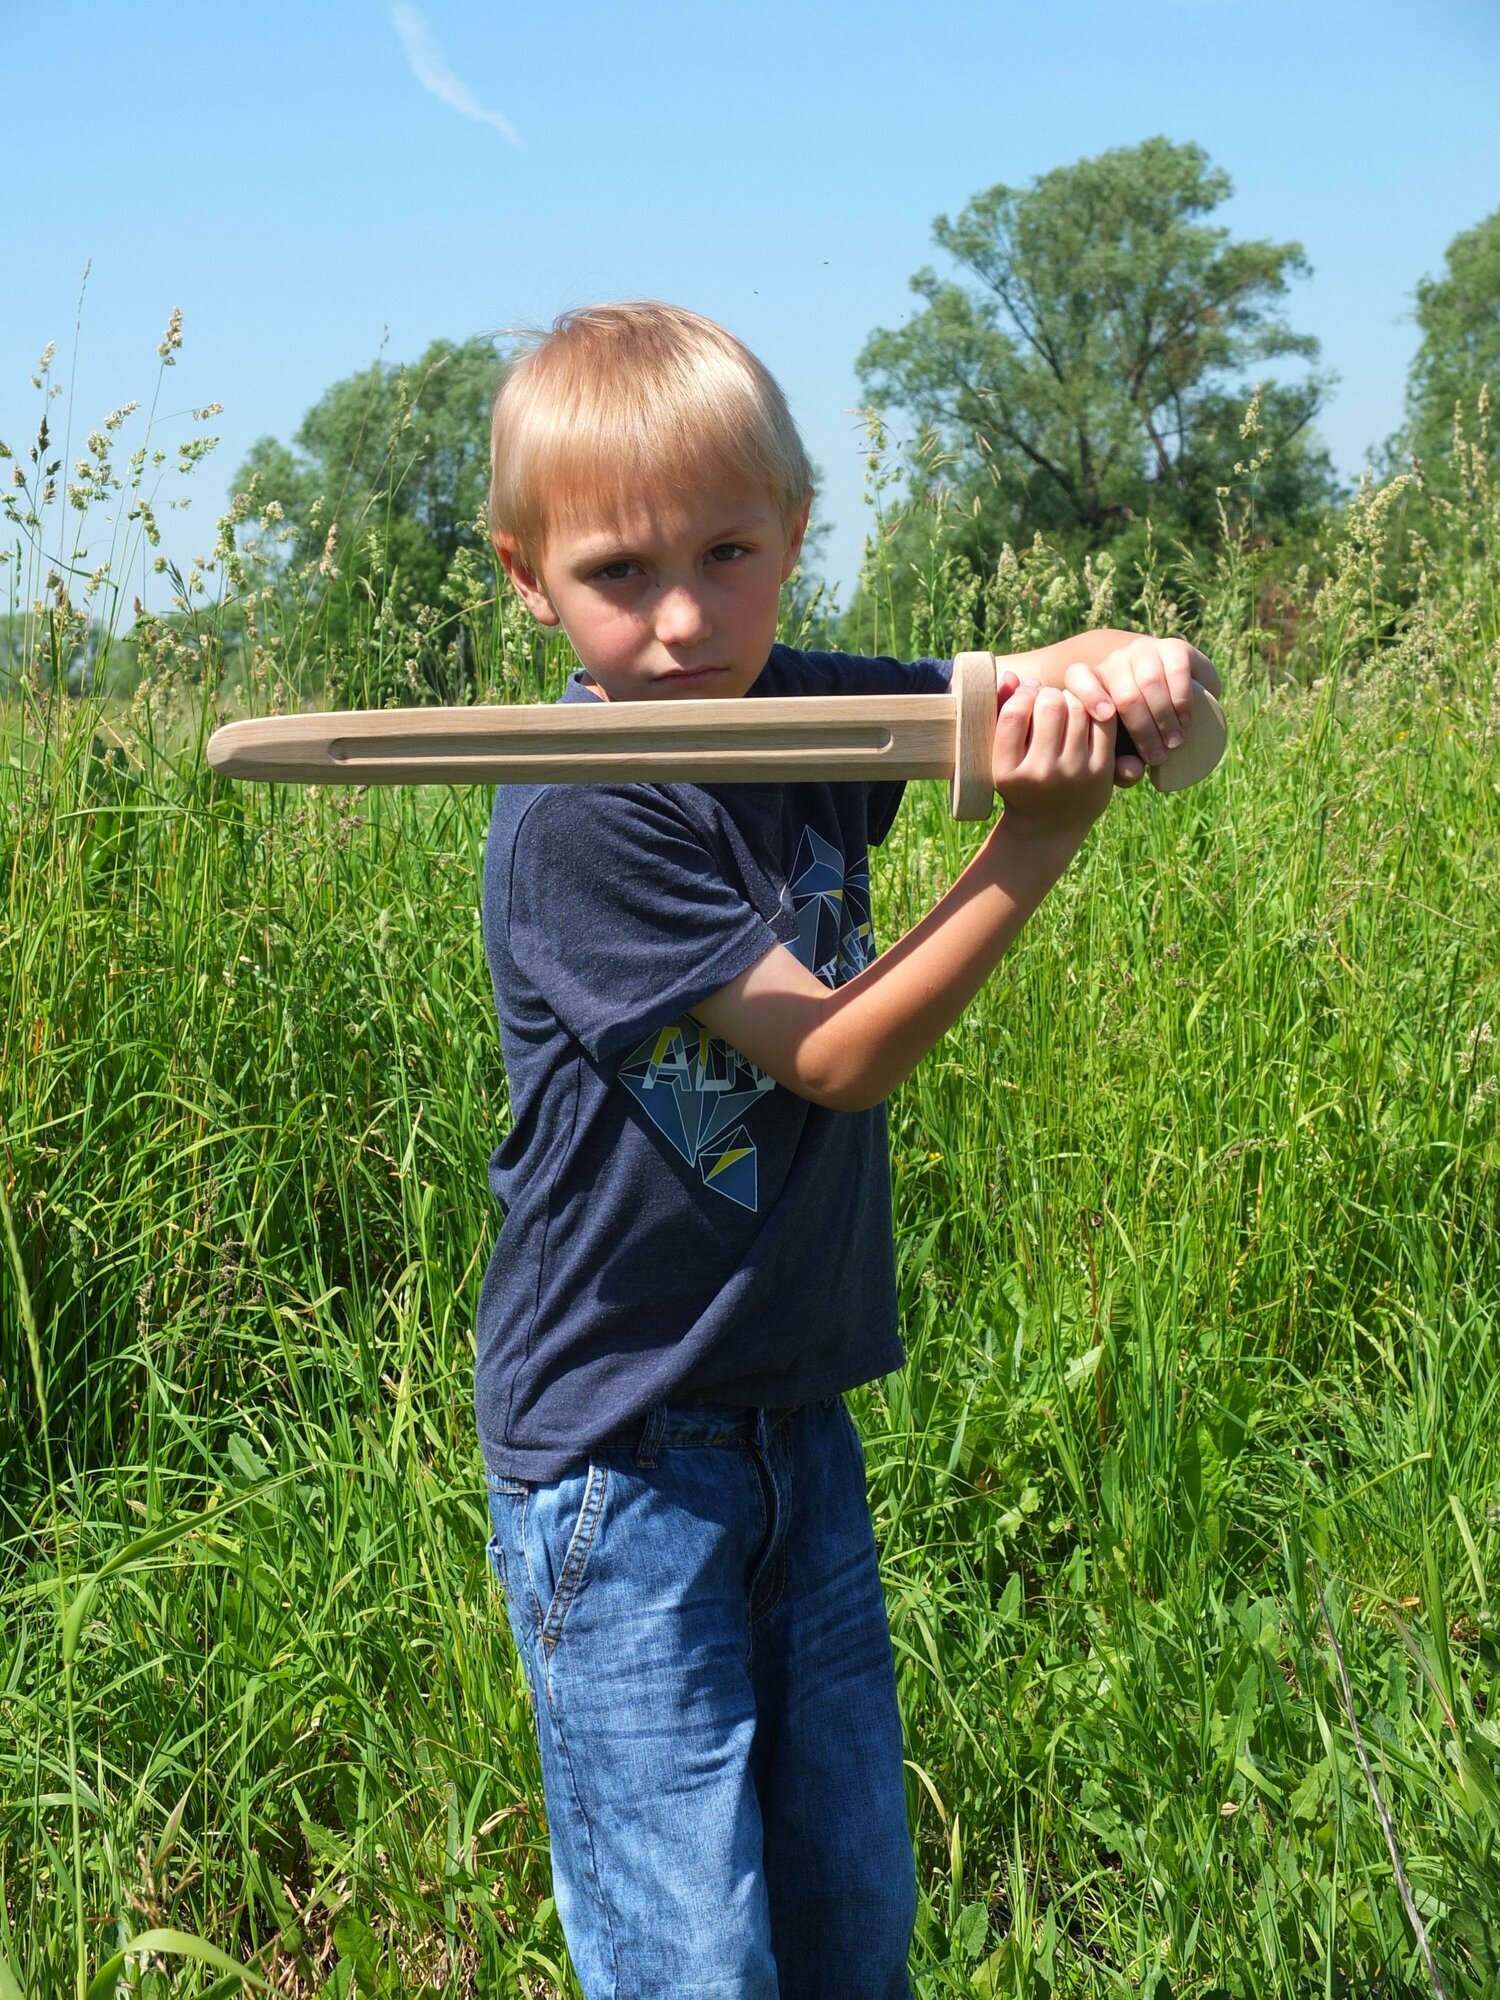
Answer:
[{"left": 206, "top": 651, "right": 1227, "bottom": 818}]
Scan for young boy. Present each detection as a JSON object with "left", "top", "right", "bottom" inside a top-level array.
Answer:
[{"left": 477, "top": 301, "right": 1216, "bottom": 1999}]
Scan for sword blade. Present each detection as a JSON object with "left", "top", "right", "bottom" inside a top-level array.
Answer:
[{"left": 206, "top": 694, "right": 959, "bottom": 788}]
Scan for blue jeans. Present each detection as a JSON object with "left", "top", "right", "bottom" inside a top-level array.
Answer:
[{"left": 485, "top": 1397, "right": 915, "bottom": 1999}]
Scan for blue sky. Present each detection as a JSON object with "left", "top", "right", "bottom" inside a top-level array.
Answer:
[{"left": 3, "top": 0, "right": 1497, "bottom": 606}]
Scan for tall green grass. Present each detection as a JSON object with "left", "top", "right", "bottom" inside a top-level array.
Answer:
[{"left": 2, "top": 353, "right": 1498, "bottom": 1995}]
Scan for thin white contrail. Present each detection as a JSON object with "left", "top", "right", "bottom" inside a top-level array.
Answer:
[{"left": 390, "top": 5, "right": 522, "bottom": 146}]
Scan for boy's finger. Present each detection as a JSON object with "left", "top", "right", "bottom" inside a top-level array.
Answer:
[
  {"left": 1160, "top": 639, "right": 1198, "bottom": 728},
  {"left": 997, "top": 676, "right": 1038, "bottom": 718},
  {"left": 1064, "top": 660, "right": 1114, "bottom": 723},
  {"left": 1062, "top": 689, "right": 1093, "bottom": 766},
  {"left": 1113, "top": 751, "right": 1146, "bottom": 787},
  {"left": 1027, "top": 685, "right": 1070, "bottom": 762},
  {"left": 1136, "top": 649, "right": 1182, "bottom": 739},
  {"left": 1120, "top": 654, "right": 1177, "bottom": 762},
  {"left": 1116, "top": 694, "right": 1168, "bottom": 765},
  {"left": 993, "top": 674, "right": 1021, "bottom": 738},
  {"left": 994, "top": 677, "right": 1039, "bottom": 757},
  {"left": 1088, "top": 710, "right": 1116, "bottom": 780}
]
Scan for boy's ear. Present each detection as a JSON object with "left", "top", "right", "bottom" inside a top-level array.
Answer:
[
  {"left": 493, "top": 533, "right": 562, "bottom": 627},
  {"left": 779, "top": 489, "right": 814, "bottom": 582}
]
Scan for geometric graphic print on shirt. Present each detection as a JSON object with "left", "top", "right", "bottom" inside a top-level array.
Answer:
[
  {"left": 617, "top": 822, "right": 876, "bottom": 1212},
  {"left": 786, "top": 824, "right": 873, "bottom": 986}
]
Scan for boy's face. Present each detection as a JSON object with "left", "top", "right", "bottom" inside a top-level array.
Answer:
[{"left": 495, "top": 473, "right": 810, "bottom": 702}]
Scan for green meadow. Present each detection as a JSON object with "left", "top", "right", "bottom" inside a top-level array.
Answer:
[{"left": 2, "top": 390, "right": 1499, "bottom": 1998}]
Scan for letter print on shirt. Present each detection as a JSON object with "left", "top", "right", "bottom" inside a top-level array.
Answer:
[
  {"left": 618, "top": 1021, "right": 775, "bottom": 1212},
  {"left": 616, "top": 823, "right": 874, "bottom": 1211}
]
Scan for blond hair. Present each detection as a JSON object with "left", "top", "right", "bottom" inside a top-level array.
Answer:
[{"left": 488, "top": 302, "right": 811, "bottom": 561}]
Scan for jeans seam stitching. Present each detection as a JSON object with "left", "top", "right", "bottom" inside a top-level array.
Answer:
[{"left": 539, "top": 1669, "right": 626, "bottom": 1995}]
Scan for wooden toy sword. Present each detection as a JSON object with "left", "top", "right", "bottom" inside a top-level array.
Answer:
[{"left": 206, "top": 651, "right": 1227, "bottom": 820}]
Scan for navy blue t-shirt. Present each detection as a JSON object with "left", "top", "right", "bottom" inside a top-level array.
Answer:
[{"left": 475, "top": 643, "right": 952, "bottom": 1482}]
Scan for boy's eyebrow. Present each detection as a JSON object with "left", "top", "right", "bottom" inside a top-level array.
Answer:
[{"left": 568, "top": 511, "right": 778, "bottom": 567}]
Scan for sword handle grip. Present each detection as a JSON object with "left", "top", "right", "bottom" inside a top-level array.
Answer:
[{"left": 946, "top": 656, "right": 1226, "bottom": 814}]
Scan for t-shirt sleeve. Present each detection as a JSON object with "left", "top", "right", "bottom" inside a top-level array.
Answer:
[
  {"left": 507, "top": 786, "right": 790, "bottom": 1066},
  {"left": 844, "top": 651, "right": 953, "bottom": 697},
  {"left": 768, "top": 646, "right": 952, "bottom": 699}
]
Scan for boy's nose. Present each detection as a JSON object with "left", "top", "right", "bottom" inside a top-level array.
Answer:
[{"left": 654, "top": 585, "right": 712, "bottom": 648}]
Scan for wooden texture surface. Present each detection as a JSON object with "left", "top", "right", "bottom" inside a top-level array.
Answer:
[
  {"left": 949, "top": 652, "right": 999, "bottom": 820},
  {"left": 207, "top": 693, "right": 960, "bottom": 789},
  {"left": 1141, "top": 681, "right": 1227, "bottom": 793},
  {"left": 205, "top": 666, "right": 1227, "bottom": 807}
]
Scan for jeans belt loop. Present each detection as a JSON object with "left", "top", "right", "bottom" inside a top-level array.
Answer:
[{"left": 636, "top": 1403, "right": 667, "bottom": 1469}]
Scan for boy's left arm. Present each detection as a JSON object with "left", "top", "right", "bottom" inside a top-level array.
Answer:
[{"left": 999, "top": 629, "right": 1220, "bottom": 786}]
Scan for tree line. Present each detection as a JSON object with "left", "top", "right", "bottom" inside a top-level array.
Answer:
[{"left": 234, "top": 137, "right": 1498, "bottom": 685}]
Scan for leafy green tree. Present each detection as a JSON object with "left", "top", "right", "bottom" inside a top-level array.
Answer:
[
  {"left": 237, "top": 335, "right": 503, "bottom": 587},
  {"left": 1399, "top": 204, "right": 1500, "bottom": 481},
  {"left": 234, "top": 336, "right": 505, "bottom": 695},
  {"left": 856, "top": 138, "right": 1334, "bottom": 569}
]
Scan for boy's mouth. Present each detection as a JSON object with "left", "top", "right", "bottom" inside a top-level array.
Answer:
[{"left": 658, "top": 665, "right": 727, "bottom": 687}]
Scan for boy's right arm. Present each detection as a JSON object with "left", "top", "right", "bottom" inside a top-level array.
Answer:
[{"left": 691, "top": 675, "right": 1113, "bottom": 1113}]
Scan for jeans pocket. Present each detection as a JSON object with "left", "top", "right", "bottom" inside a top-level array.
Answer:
[{"left": 518, "top": 1461, "right": 609, "bottom": 1654}]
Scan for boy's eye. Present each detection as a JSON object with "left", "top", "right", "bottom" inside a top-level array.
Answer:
[
  {"left": 706, "top": 543, "right": 750, "bottom": 564},
  {"left": 591, "top": 559, "right": 639, "bottom": 583}
]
